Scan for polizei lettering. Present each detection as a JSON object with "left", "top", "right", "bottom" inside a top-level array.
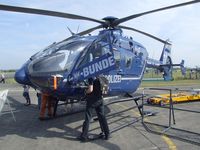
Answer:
[
  {"left": 104, "top": 75, "right": 121, "bottom": 83},
  {"left": 83, "top": 56, "right": 115, "bottom": 77}
]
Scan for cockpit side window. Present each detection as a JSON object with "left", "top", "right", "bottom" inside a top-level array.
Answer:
[
  {"left": 125, "top": 54, "right": 132, "bottom": 68},
  {"left": 113, "top": 49, "right": 120, "bottom": 69}
]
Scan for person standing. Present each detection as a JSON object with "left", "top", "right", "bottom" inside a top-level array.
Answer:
[
  {"left": 23, "top": 85, "right": 31, "bottom": 106},
  {"left": 39, "top": 93, "right": 53, "bottom": 120},
  {"left": 1, "top": 73, "right": 5, "bottom": 83},
  {"left": 36, "top": 90, "right": 42, "bottom": 110},
  {"left": 78, "top": 77, "right": 110, "bottom": 142},
  {"left": 0, "top": 73, "right": 5, "bottom": 83}
]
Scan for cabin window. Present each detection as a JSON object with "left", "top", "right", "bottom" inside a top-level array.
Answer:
[
  {"left": 125, "top": 55, "right": 132, "bottom": 68},
  {"left": 78, "top": 41, "right": 111, "bottom": 68},
  {"left": 113, "top": 50, "right": 120, "bottom": 69},
  {"left": 126, "top": 57, "right": 132, "bottom": 68}
]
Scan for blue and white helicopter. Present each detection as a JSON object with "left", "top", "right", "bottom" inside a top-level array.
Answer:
[{"left": 0, "top": 1, "right": 198, "bottom": 103}]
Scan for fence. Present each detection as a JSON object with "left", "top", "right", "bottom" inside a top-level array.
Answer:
[{"left": 0, "top": 89, "right": 16, "bottom": 121}]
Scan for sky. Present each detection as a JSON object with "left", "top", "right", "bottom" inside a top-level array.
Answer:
[{"left": 0, "top": 0, "right": 200, "bottom": 70}]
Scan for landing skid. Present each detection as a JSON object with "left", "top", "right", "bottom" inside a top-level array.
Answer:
[{"left": 52, "top": 94, "right": 137, "bottom": 117}]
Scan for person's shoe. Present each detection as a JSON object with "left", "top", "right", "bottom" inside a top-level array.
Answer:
[
  {"left": 47, "top": 113, "right": 53, "bottom": 117},
  {"left": 77, "top": 135, "right": 89, "bottom": 142},
  {"left": 24, "top": 103, "right": 29, "bottom": 106},
  {"left": 104, "top": 134, "right": 110, "bottom": 140},
  {"left": 98, "top": 132, "right": 110, "bottom": 140},
  {"left": 38, "top": 117, "right": 46, "bottom": 121},
  {"left": 98, "top": 132, "right": 104, "bottom": 139}
]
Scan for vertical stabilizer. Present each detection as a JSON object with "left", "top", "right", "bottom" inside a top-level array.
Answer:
[
  {"left": 160, "top": 40, "right": 172, "bottom": 64},
  {"left": 159, "top": 41, "right": 173, "bottom": 80}
]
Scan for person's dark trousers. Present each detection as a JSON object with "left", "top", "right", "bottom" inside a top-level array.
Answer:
[
  {"left": 95, "top": 103, "right": 110, "bottom": 137},
  {"left": 24, "top": 92, "right": 31, "bottom": 104},
  {"left": 81, "top": 101, "right": 110, "bottom": 139},
  {"left": 81, "top": 105, "right": 93, "bottom": 139},
  {"left": 26, "top": 94, "right": 31, "bottom": 104},
  {"left": 37, "top": 93, "right": 41, "bottom": 110}
]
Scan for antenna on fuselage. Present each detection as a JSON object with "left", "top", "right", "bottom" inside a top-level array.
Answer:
[
  {"left": 76, "top": 25, "right": 80, "bottom": 34},
  {"left": 67, "top": 26, "right": 75, "bottom": 36}
]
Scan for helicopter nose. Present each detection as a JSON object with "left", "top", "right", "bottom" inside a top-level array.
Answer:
[{"left": 15, "top": 65, "right": 32, "bottom": 85}]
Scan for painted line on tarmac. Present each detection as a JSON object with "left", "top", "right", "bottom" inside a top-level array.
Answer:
[
  {"left": 162, "top": 135, "right": 177, "bottom": 150},
  {"left": 115, "top": 103, "right": 177, "bottom": 150}
]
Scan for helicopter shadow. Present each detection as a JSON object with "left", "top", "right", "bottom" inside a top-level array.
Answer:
[{"left": 0, "top": 95, "right": 121, "bottom": 149}]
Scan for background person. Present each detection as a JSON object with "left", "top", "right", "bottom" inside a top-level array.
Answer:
[
  {"left": 0, "top": 73, "right": 5, "bottom": 83},
  {"left": 23, "top": 85, "right": 31, "bottom": 106},
  {"left": 36, "top": 90, "right": 42, "bottom": 110}
]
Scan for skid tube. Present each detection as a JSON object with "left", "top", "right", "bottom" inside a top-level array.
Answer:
[
  {"left": 93, "top": 94, "right": 155, "bottom": 134},
  {"left": 53, "top": 94, "right": 144, "bottom": 117}
]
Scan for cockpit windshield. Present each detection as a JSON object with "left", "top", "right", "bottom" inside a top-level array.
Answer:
[
  {"left": 28, "top": 40, "right": 91, "bottom": 74},
  {"left": 30, "top": 39, "right": 74, "bottom": 60}
]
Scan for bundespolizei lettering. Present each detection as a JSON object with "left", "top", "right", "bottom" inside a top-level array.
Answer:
[{"left": 83, "top": 56, "right": 115, "bottom": 77}]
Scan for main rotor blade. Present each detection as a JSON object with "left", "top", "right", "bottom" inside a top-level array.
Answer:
[
  {"left": 0, "top": 4, "right": 105, "bottom": 24},
  {"left": 114, "top": 0, "right": 200, "bottom": 25},
  {"left": 77, "top": 25, "right": 103, "bottom": 36},
  {"left": 119, "top": 25, "right": 170, "bottom": 44},
  {"left": 62, "top": 25, "right": 103, "bottom": 41}
]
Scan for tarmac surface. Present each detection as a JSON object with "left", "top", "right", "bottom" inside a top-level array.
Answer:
[{"left": 0, "top": 83, "right": 200, "bottom": 150}]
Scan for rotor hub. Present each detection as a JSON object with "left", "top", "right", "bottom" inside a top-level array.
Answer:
[{"left": 102, "top": 16, "right": 118, "bottom": 28}]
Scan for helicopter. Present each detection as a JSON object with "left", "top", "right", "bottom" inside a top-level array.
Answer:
[{"left": 0, "top": 1, "right": 199, "bottom": 103}]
